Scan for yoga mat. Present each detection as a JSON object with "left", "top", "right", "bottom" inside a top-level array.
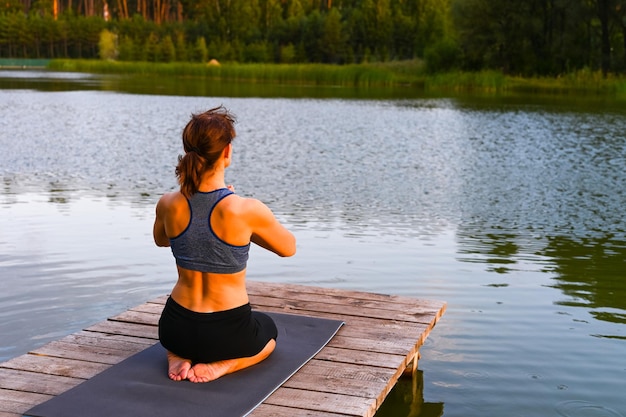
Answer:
[{"left": 26, "top": 312, "right": 344, "bottom": 417}]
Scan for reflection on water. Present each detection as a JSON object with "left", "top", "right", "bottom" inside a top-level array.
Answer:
[
  {"left": 377, "top": 371, "right": 444, "bottom": 417},
  {"left": 1, "top": 71, "right": 625, "bottom": 417},
  {"left": 0, "top": 69, "right": 428, "bottom": 99},
  {"left": 456, "top": 226, "right": 626, "bottom": 331},
  {"left": 545, "top": 234, "right": 626, "bottom": 330}
]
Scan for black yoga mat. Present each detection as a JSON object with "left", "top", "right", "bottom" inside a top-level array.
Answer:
[{"left": 26, "top": 312, "right": 344, "bottom": 417}]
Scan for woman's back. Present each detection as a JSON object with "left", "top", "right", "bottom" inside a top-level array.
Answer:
[{"left": 155, "top": 106, "right": 295, "bottom": 382}]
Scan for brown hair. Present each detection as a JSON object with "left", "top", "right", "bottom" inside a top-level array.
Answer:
[{"left": 176, "top": 106, "right": 236, "bottom": 197}]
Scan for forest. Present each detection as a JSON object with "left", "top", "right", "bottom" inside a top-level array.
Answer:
[{"left": 1, "top": 0, "right": 626, "bottom": 76}]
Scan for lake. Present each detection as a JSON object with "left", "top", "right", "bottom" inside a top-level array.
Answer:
[{"left": 1, "top": 69, "right": 625, "bottom": 417}]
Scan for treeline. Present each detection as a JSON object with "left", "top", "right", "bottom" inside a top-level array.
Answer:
[{"left": 1, "top": 0, "right": 626, "bottom": 76}]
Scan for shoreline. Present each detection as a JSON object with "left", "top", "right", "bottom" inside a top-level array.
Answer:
[{"left": 23, "top": 59, "right": 626, "bottom": 96}]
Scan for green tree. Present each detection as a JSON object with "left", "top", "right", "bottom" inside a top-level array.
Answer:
[
  {"left": 302, "top": 9, "right": 324, "bottom": 62},
  {"left": 424, "top": 37, "right": 460, "bottom": 72},
  {"left": 279, "top": 42, "right": 295, "bottom": 63},
  {"left": 10, "top": 12, "right": 33, "bottom": 57},
  {"left": 174, "top": 30, "right": 187, "bottom": 61},
  {"left": 391, "top": 6, "right": 416, "bottom": 60},
  {"left": 453, "top": 0, "right": 537, "bottom": 73},
  {"left": 595, "top": 0, "right": 612, "bottom": 76},
  {"left": 192, "top": 35, "right": 207, "bottom": 62},
  {"left": 99, "top": 28, "right": 117, "bottom": 59},
  {"left": 243, "top": 40, "right": 269, "bottom": 62},
  {"left": 452, "top": 0, "right": 626, "bottom": 75},
  {"left": 374, "top": 0, "right": 392, "bottom": 60},
  {"left": 321, "top": 7, "right": 343, "bottom": 62},
  {"left": 117, "top": 35, "right": 135, "bottom": 60},
  {"left": 160, "top": 33, "right": 176, "bottom": 61},
  {"left": 260, "top": 0, "right": 283, "bottom": 39},
  {"left": 415, "top": 0, "right": 452, "bottom": 57},
  {"left": 0, "top": 15, "right": 9, "bottom": 56},
  {"left": 144, "top": 32, "right": 160, "bottom": 61}
]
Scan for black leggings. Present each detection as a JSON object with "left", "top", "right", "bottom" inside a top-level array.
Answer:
[{"left": 158, "top": 297, "right": 277, "bottom": 363}]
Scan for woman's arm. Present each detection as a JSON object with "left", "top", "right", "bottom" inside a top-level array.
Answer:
[
  {"left": 153, "top": 196, "right": 171, "bottom": 247},
  {"left": 246, "top": 199, "right": 296, "bottom": 257}
]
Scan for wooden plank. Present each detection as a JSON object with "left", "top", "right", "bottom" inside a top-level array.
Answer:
[
  {"left": 84, "top": 320, "right": 158, "bottom": 340},
  {"left": 282, "top": 362, "right": 395, "bottom": 399},
  {"left": 250, "top": 294, "right": 436, "bottom": 324},
  {"left": 247, "top": 281, "right": 431, "bottom": 305},
  {"left": 248, "top": 282, "right": 445, "bottom": 314},
  {"left": 0, "top": 389, "right": 53, "bottom": 405},
  {"left": 66, "top": 331, "right": 155, "bottom": 348},
  {"left": 313, "top": 346, "right": 405, "bottom": 369},
  {"left": 29, "top": 340, "right": 136, "bottom": 365},
  {"left": 251, "top": 403, "right": 349, "bottom": 417},
  {"left": 129, "top": 302, "right": 164, "bottom": 315},
  {"left": 146, "top": 295, "right": 169, "bottom": 304},
  {"left": 0, "top": 390, "right": 52, "bottom": 414},
  {"left": 327, "top": 334, "right": 418, "bottom": 356},
  {"left": 0, "top": 368, "right": 81, "bottom": 396},
  {"left": 252, "top": 305, "right": 431, "bottom": 349},
  {"left": 108, "top": 310, "right": 159, "bottom": 326},
  {"left": 297, "top": 359, "right": 395, "bottom": 384},
  {"left": 283, "top": 374, "right": 383, "bottom": 399},
  {"left": 263, "top": 387, "right": 371, "bottom": 417},
  {"left": 0, "top": 354, "right": 107, "bottom": 379},
  {"left": 276, "top": 358, "right": 406, "bottom": 415}
]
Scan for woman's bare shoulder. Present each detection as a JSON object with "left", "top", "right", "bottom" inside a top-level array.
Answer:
[
  {"left": 227, "top": 194, "right": 266, "bottom": 212},
  {"left": 157, "top": 191, "right": 187, "bottom": 212},
  {"left": 216, "top": 194, "right": 267, "bottom": 221}
]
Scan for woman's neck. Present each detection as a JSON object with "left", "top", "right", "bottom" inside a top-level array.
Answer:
[{"left": 197, "top": 170, "right": 225, "bottom": 192}]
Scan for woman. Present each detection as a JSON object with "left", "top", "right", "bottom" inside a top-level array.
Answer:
[{"left": 153, "top": 106, "right": 296, "bottom": 383}]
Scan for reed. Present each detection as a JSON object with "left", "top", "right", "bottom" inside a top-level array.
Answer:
[
  {"left": 48, "top": 59, "right": 415, "bottom": 86},
  {"left": 506, "top": 69, "right": 625, "bottom": 94},
  {"left": 423, "top": 70, "right": 506, "bottom": 92},
  {"left": 423, "top": 69, "right": 626, "bottom": 95},
  {"left": 47, "top": 59, "right": 626, "bottom": 95}
]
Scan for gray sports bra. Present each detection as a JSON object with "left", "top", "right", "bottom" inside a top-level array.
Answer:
[{"left": 169, "top": 188, "right": 249, "bottom": 273}]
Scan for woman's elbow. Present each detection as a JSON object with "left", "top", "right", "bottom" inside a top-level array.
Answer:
[
  {"left": 280, "top": 236, "right": 296, "bottom": 257},
  {"left": 154, "top": 234, "right": 171, "bottom": 247},
  {"left": 280, "top": 243, "right": 296, "bottom": 257}
]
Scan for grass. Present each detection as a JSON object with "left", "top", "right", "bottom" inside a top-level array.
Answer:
[
  {"left": 47, "top": 59, "right": 411, "bottom": 86},
  {"left": 47, "top": 59, "right": 626, "bottom": 95}
]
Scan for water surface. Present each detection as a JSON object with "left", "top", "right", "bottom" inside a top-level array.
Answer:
[{"left": 1, "top": 71, "right": 625, "bottom": 417}]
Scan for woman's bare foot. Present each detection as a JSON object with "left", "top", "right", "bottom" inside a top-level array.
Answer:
[
  {"left": 166, "top": 351, "right": 192, "bottom": 381},
  {"left": 188, "top": 360, "right": 234, "bottom": 383},
  {"left": 188, "top": 339, "right": 277, "bottom": 383}
]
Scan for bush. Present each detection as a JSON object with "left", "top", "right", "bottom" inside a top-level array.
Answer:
[
  {"left": 424, "top": 38, "right": 460, "bottom": 73},
  {"left": 98, "top": 29, "right": 117, "bottom": 60},
  {"left": 143, "top": 32, "right": 160, "bottom": 61},
  {"left": 280, "top": 44, "right": 295, "bottom": 63},
  {"left": 174, "top": 32, "right": 188, "bottom": 61},
  {"left": 117, "top": 36, "right": 132, "bottom": 60},
  {"left": 243, "top": 42, "right": 270, "bottom": 63},
  {"left": 193, "top": 37, "right": 208, "bottom": 63},
  {"left": 161, "top": 35, "right": 176, "bottom": 62}
]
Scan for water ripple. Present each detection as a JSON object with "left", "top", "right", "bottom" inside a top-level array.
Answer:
[{"left": 556, "top": 401, "right": 624, "bottom": 417}]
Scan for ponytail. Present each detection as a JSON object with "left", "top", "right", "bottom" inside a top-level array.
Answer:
[
  {"left": 175, "top": 106, "right": 236, "bottom": 197},
  {"left": 175, "top": 152, "right": 205, "bottom": 197}
]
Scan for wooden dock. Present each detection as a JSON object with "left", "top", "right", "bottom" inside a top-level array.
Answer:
[{"left": 0, "top": 281, "right": 446, "bottom": 417}]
